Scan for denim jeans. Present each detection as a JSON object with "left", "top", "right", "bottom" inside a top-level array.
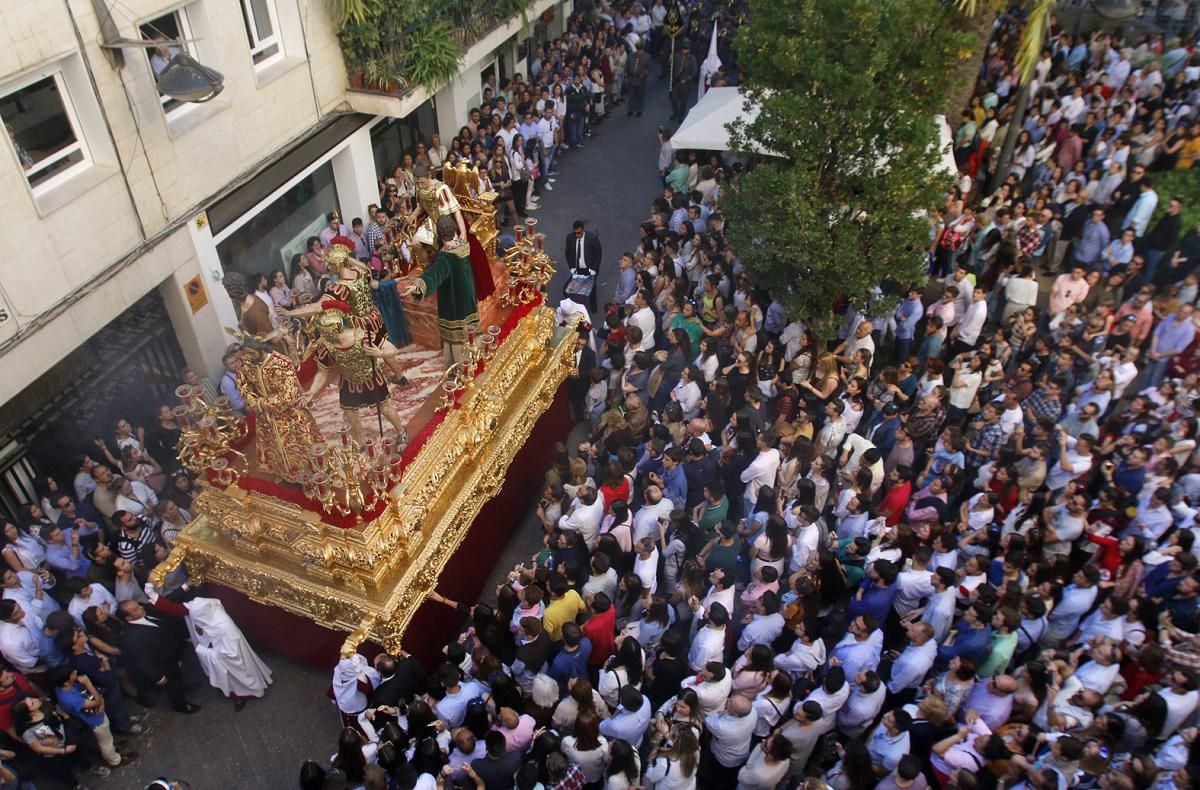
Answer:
[
  {"left": 540, "top": 145, "right": 556, "bottom": 184},
  {"left": 1145, "top": 357, "right": 1171, "bottom": 389},
  {"left": 566, "top": 114, "right": 585, "bottom": 148}
]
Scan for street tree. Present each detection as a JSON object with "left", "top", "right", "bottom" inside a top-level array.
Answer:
[{"left": 724, "top": 0, "right": 979, "bottom": 336}]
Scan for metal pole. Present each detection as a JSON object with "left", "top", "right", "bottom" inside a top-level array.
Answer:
[{"left": 668, "top": 37, "right": 676, "bottom": 96}]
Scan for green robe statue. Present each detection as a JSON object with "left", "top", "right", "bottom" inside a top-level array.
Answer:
[{"left": 412, "top": 239, "right": 480, "bottom": 344}]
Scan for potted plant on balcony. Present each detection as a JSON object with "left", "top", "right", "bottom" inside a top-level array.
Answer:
[
  {"left": 363, "top": 57, "right": 387, "bottom": 90},
  {"left": 403, "top": 21, "right": 462, "bottom": 93}
]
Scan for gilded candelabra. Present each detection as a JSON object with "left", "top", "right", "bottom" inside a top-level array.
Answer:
[
  {"left": 172, "top": 385, "right": 249, "bottom": 485},
  {"left": 300, "top": 427, "right": 405, "bottom": 518},
  {"left": 501, "top": 218, "right": 554, "bottom": 307},
  {"left": 437, "top": 325, "right": 502, "bottom": 410}
]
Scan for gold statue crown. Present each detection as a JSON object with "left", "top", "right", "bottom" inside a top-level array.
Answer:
[{"left": 326, "top": 244, "right": 353, "bottom": 268}]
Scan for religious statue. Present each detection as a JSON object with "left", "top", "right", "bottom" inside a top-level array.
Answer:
[
  {"left": 301, "top": 302, "right": 407, "bottom": 445},
  {"left": 283, "top": 236, "right": 409, "bottom": 385},
  {"left": 401, "top": 216, "right": 479, "bottom": 363},
  {"left": 409, "top": 162, "right": 496, "bottom": 303},
  {"left": 236, "top": 339, "right": 323, "bottom": 482},
  {"left": 222, "top": 271, "right": 287, "bottom": 353}
]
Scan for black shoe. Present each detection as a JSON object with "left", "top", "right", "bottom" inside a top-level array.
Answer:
[
  {"left": 234, "top": 699, "right": 248, "bottom": 712},
  {"left": 627, "top": 111, "right": 633, "bottom": 116},
  {"left": 636, "top": 112, "right": 643, "bottom": 117},
  {"left": 174, "top": 703, "right": 201, "bottom": 714}
]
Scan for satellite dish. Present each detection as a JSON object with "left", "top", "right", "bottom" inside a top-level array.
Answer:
[
  {"left": 156, "top": 53, "right": 224, "bottom": 103},
  {"left": 1091, "top": 0, "right": 1139, "bottom": 20}
]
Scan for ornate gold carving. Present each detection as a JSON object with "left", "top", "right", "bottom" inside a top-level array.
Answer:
[{"left": 164, "top": 306, "right": 580, "bottom": 649}]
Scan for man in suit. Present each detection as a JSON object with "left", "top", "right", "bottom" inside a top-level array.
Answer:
[
  {"left": 626, "top": 39, "right": 651, "bottom": 117},
  {"left": 369, "top": 651, "right": 425, "bottom": 724},
  {"left": 670, "top": 39, "right": 698, "bottom": 122},
  {"left": 564, "top": 220, "right": 602, "bottom": 312},
  {"left": 566, "top": 327, "right": 598, "bottom": 422},
  {"left": 116, "top": 599, "right": 200, "bottom": 714}
]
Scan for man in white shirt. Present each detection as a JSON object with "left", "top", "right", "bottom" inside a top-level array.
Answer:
[
  {"left": 1044, "top": 566, "right": 1100, "bottom": 647},
  {"left": 914, "top": 567, "right": 959, "bottom": 643},
  {"left": 680, "top": 660, "right": 733, "bottom": 715},
  {"left": 599, "top": 686, "right": 652, "bottom": 744},
  {"left": 1001, "top": 268, "right": 1040, "bottom": 321},
  {"left": 817, "top": 400, "right": 848, "bottom": 458},
  {"left": 558, "top": 487, "right": 604, "bottom": 548},
  {"left": 837, "top": 670, "right": 886, "bottom": 738},
  {"left": 740, "top": 432, "right": 781, "bottom": 518},
  {"left": 892, "top": 547, "right": 935, "bottom": 618},
  {"left": 787, "top": 504, "right": 822, "bottom": 571},
  {"left": 66, "top": 578, "right": 118, "bottom": 628},
  {"left": 960, "top": 675, "right": 1017, "bottom": 730},
  {"left": 1044, "top": 432, "right": 1094, "bottom": 491},
  {"left": 866, "top": 709, "right": 912, "bottom": 775},
  {"left": 704, "top": 694, "right": 759, "bottom": 785},
  {"left": 627, "top": 290, "right": 657, "bottom": 351},
  {"left": 434, "top": 663, "right": 488, "bottom": 727},
  {"left": 947, "top": 355, "right": 984, "bottom": 423},
  {"left": 949, "top": 287, "right": 988, "bottom": 356},
  {"left": 834, "top": 320, "right": 876, "bottom": 368},
  {"left": 887, "top": 621, "right": 937, "bottom": 698},
  {"left": 1073, "top": 640, "right": 1123, "bottom": 695},
  {"left": 0, "top": 600, "right": 41, "bottom": 672},
  {"left": 1158, "top": 669, "right": 1200, "bottom": 739},
  {"left": 632, "top": 485, "right": 673, "bottom": 544},
  {"left": 830, "top": 615, "right": 883, "bottom": 682},
  {"left": 738, "top": 593, "right": 786, "bottom": 650},
  {"left": 688, "top": 603, "right": 729, "bottom": 671}
]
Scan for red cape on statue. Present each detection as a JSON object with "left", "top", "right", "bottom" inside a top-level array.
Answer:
[{"left": 467, "top": 232, "right": 495, "bottom": 301}]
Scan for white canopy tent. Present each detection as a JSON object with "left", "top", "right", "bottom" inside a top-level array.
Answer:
[
  {"left": 671, "top": 87, "right": 958, "bottom": 176},
  {"left": 671, "top": 87, "right": 767, "bottom": 153}
]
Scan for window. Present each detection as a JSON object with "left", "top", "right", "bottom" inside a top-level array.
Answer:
[
  {"left": 140, "top": 9, "right": 196, "bottom": 116},
  {"left": 216, "top": 162, "right": 340, "bottom": 277},
  {"left": 0, "top": 72, "right": 90, "bottom": 193},
  {"left": 240, "top": 0, "right": 283, "bottom": 68}
]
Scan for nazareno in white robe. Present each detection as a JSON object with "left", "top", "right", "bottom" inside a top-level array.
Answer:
[{"left": 183, "top": 597, "right": 273, "bottom": 697}]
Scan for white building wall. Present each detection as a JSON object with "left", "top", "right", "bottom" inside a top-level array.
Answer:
[{"left": 0, "top": 0, "right": 568, "bottom": 411}]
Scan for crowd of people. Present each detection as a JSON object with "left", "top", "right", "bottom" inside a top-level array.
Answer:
[
  {"left": 296, "top": 3, "right": 1200, "bottom": 790},
  {"left": 0, "top": 363, "right": 277, "bottom": 788}
]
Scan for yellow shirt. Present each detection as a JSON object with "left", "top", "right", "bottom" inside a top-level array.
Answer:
[
  {"left": 542, "top": 590, "right": 585, "bottom": 642},
  {"left": 1175, "top": 136, "right": 1200, "bottom": 169}
]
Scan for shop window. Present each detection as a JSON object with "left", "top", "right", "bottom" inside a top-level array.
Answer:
[{"left": 216, "top": 162, "right": 340, "bottom": 280}]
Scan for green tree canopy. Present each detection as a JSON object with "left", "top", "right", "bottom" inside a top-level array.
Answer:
[{"left": 725, "top": 0, "right": 979, "bottom": 336}]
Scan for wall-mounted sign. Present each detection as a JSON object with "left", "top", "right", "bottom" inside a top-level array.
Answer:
[{"left": 184, "top": 275, "right": 208, "bottom": 314}]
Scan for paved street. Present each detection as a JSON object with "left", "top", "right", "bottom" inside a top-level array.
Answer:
[{"left": 94, "top": 78, "right": 675, "bottom": 789}]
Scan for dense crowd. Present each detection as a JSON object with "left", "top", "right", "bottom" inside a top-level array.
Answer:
[{"left": 300, "top": 3, "right": 1200, "bottom": 790}]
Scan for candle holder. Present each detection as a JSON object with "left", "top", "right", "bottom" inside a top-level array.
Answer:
[
  {"left": 501, "top": 225, "right": 556, "bottom": 307},
  {"left": 173, "top": 385, "right": 248, "bottom": 477},
  {"left": 299, "top": 431, "right": 405, "bottom": 519},
  {"left": 435, "top": 324, "right": 502, "bottom": 411}
]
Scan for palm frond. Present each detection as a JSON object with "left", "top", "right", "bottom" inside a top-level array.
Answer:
[{"left": 1015, "top": 0, "right": 1054, "bottom": 85}]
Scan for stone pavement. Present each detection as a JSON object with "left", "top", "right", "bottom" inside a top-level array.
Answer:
[{"left": 93, "top": 76, "right": 678, "bottom": 790}]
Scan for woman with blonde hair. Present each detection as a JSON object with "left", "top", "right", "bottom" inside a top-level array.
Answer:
[
  {"left": 643, "top": 723, "right": 700, "bottom": 789},
  {"left": 625, "top": 394, "right": 650, "bottom": 441},
  {"left": 563, "top": 457, "right": 595, "bottom": 500},
  {"left": 799, "top": 352, "right": 840, "bottom": 408}
]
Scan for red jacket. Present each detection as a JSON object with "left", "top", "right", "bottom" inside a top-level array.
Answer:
[
  {"left": 879, "top": 481, "right": 912, "bottom": 526},
  {"left": 580, "top": 606, "right": 616, "bottom": 667}
]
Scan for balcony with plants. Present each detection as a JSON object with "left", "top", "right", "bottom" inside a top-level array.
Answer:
[{"left": 329, "top": 0, "right": 534, "bottom": 97}]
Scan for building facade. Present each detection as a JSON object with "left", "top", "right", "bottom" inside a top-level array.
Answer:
[{"left": 0, "top": 0, "right": 571, "bottom": 514}]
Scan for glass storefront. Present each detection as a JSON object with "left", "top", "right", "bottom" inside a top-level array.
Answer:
[
  {"left": 216, "top": 161, "right": 339, "bottom": 279},
  {"left": 369, "top": 99, "right": 438, "bottom": 182}
]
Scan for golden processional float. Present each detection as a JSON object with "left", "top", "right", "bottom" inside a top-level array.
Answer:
[{"left": 152, "top": 163, "right": 571, "bottom": 656}]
